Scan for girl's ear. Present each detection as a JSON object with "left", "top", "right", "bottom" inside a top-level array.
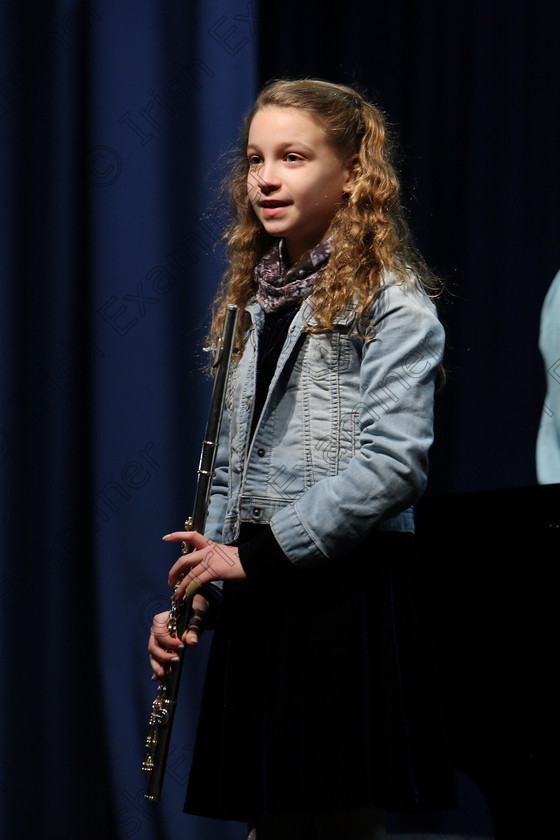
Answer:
[{"left": 342, "top": 155, "right": 360, "bottom": 195}]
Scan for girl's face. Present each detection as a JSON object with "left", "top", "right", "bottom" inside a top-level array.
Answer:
[{"left": 247, "top": 107, "right": 354, "bottom": 265}]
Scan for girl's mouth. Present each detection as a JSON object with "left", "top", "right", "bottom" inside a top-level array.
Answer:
[{"left": 260, "top": 200, "right": 290, "bottom": 217}]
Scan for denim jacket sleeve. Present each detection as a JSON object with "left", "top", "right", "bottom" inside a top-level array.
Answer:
[{"left": 270, "top": 282, "right": 445, "bottom": 566}]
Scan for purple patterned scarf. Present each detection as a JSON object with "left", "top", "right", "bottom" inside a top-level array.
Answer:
[{"left": 255, "top": 238, "right": 331, "bottom": 313}]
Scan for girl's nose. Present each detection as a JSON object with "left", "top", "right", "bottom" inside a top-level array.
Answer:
[{"left": 254, "top": 162, "right": 280, "bottom": 193}]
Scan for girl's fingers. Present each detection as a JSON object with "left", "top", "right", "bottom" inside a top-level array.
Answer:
[
  {"left": 183, "top": 603, "right": 208, "bottom": 646},
  {"left": 185, "top": 569, "right": 210, "bottom": 598},
  {"left": 174, "top": 562, "right": 216, "bottom": 601},
  {"left": 171, "top": 545, "right": 224, "bottom": 594},
  {"left": 148, "top": 643, "right": 184, "bottom": 679},
  {"left": 163, "top": 530, "right": 208, "bottom": 549},
  {"left": 148, "top": 612, "right": 184, "bottom": 658},
  {"left": 149, "top": 654, "right": 175, "bottom": 680},
  {"left": 149, "top": 656, "right": 165, "bottom": 680},
  {"left": 148, "top": 619, "right": 186, "bottom": 667},
  {"left": 148, "top": 595, "right": 209, "bottom": 678},
  {"left": 149, "top": 612, "right": 172, "bottom": 643},
  {"left": 167, "top": 532, "right": 214, "bottom": 585}
]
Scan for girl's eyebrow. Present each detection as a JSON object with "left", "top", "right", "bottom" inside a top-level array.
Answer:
[{"left": 246, "top": 140, "right": 315, "bottom": 154}]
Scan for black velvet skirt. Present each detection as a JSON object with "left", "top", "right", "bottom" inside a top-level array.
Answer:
[{"left": 184, "top": 531, "right": 456, "bottom": 823}]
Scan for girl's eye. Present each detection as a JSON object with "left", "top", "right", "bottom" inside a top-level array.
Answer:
[
  {"left": 248, "top": 155, "right": 262, "bottom": 167},
  {"left": 285, "top": 153, "right": 302, "bottom": 163}
]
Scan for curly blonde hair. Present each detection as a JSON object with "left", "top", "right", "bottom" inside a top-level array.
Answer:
[{"left": 209, "top": 78, "right": 440, "bottom": 352}]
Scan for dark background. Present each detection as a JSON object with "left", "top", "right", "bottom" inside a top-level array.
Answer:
[
  {"left": 257, "top": 0, "right": 560, "bottom": 496},
  {"left": 1, "top": 1, "right": 557, "bottom": 838}
]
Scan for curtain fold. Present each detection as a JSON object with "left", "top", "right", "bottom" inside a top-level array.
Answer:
[{"left": 1, "top": 2, "right": 255, "bottom": 838}]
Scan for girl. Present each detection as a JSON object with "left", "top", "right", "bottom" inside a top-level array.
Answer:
[{"left": 148, "top": 79, "right": 455, "bottom": 840}]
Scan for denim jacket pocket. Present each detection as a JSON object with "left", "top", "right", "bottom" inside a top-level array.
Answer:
[{"left": 291, "top": 330, "right": 361, "bottom": 484}]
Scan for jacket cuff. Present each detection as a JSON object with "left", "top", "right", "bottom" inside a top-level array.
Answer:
[
  {"left": 271, "top": 501, "right": 326, "bottom": 567},
  {"left": 237, "top": 527, "right": 297, "bottom": 584}
]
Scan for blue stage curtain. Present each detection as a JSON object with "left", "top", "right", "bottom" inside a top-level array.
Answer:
[{"left": 0, "top": 2, "right": 255, "bottom": 838}]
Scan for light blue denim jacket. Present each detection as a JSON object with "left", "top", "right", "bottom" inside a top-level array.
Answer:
[{"left": 204, "top": 279, "right": 445, "bottom": 569}]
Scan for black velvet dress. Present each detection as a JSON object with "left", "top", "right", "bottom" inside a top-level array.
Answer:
[{"left": 183, "top": 306, "right": 455, "bottom": 823}]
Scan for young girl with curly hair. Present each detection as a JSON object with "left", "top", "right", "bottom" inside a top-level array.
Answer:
[{"left": 148, "top": 78, "right": 455, "bottom": 840}]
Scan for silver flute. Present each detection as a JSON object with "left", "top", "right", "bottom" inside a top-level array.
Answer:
[{"left": 142, "top": 304, "right": 238, "bottom": 802}]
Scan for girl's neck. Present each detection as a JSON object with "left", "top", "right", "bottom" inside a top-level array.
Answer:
[{"left": 285, "top": 236, "right": 326, "bottom": 269}]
